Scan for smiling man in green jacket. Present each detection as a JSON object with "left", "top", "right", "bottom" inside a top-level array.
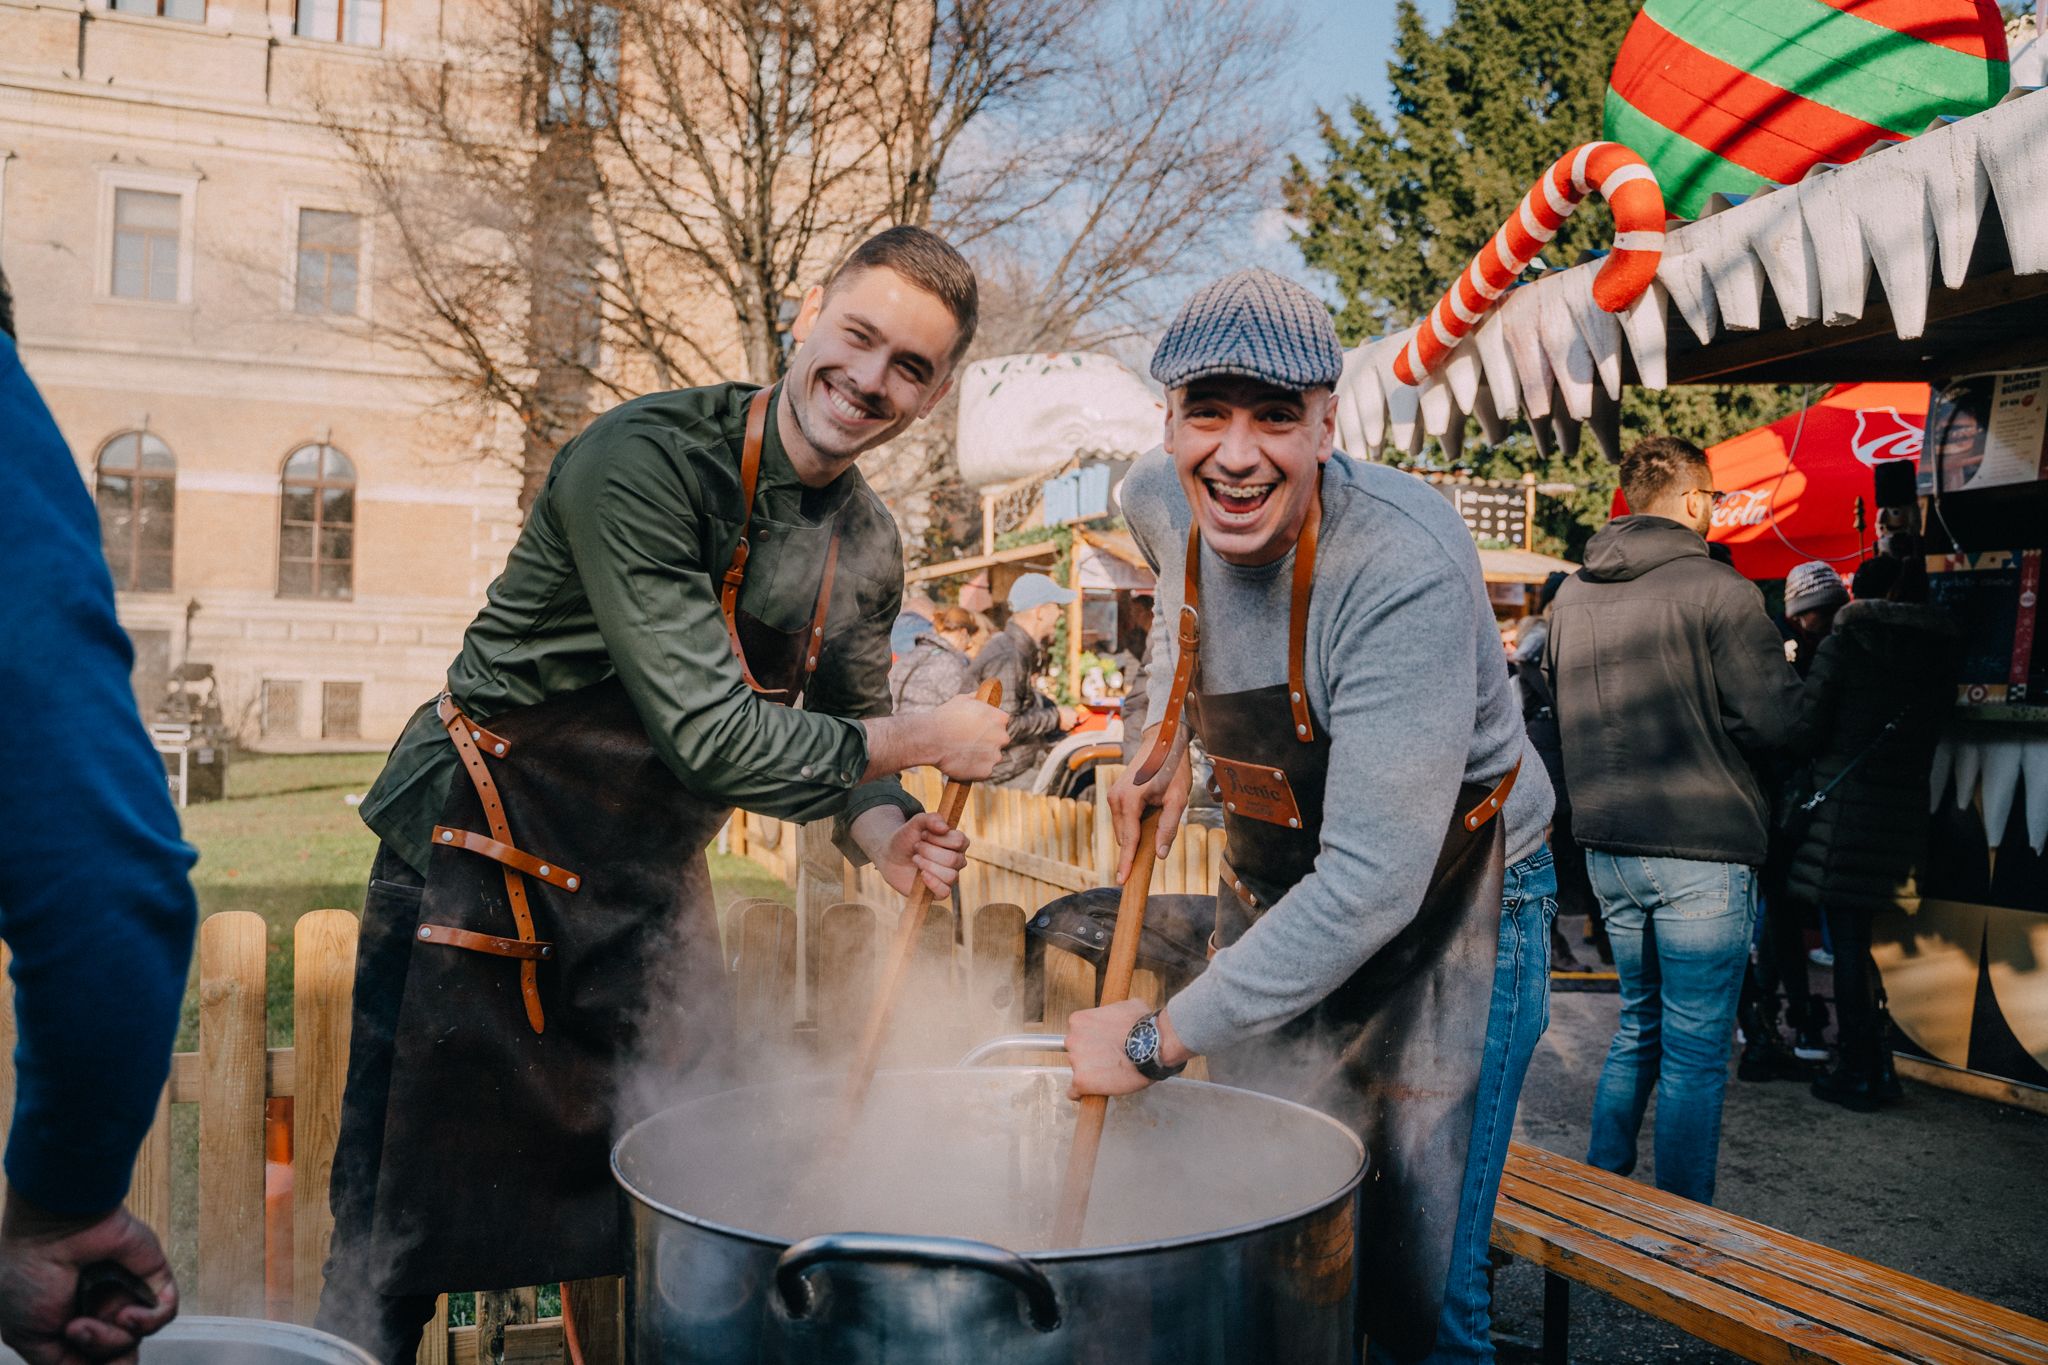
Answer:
[{"left": 321, "top": 226, "right": 1008, "bottom": 1363}]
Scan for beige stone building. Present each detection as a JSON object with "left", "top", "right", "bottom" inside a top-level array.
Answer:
[{"left": 0, "top": 0, "right": 525, "bottom": 749}]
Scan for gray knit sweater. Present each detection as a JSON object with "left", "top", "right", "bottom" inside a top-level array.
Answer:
[{"left": 1123, "top": 449, "right": 1552, "bottom": 1057}]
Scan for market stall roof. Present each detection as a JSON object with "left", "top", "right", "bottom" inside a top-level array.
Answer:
[
  {"left": 1606, "top": 383, "right": 1930, "bottom": 581},
  {"left": 1330, "top": 87, "right": 2048, "bottom": 458},
  {"left": 903, "top": 540, "right": 1056, "bottom": 585},
  {"left": 1477, "top": 546, "right": 1579, "bottom": 585}
]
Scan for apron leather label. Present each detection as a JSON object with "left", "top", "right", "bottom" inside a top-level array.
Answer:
[{"left": 1212, "top": 755, "right": 1304, "bottom": 828}]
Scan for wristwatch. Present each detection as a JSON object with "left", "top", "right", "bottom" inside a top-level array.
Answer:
[{"left": 1123, "top": 1011, "right": 1187, "bottom": 1082}]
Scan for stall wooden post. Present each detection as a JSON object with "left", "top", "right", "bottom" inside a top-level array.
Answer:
[
  {"left": 1066, "top": 536, "right": 1085, "bottom": 700},
  {"left": 293, "top": 909, "right": 358, "bottom": 1325},
  {"left": 197, "top": 911, "right": 268, "bottom": 1319}
]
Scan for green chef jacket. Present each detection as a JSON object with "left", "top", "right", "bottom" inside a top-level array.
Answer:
[{"left": 360, "top": 380, "right": 920, "bottom": 876}]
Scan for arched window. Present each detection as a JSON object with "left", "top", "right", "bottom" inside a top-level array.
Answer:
[
  {"left": 95, "top": 432, "right": 175, "bottom": 592},
  {"left": 279, "top": 443, "right": 355, "bottom": 598}
]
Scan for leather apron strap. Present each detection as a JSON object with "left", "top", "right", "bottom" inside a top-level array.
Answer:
[
  {"left": 430, "top": 697, "right": 576, "bottom": 1035},
  {"left": 720, "top": 385, "right": 841, "bottom": 700}
]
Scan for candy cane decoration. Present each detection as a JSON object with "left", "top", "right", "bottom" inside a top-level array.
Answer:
[{"left": 1393, "top": 141, "right": 1665, "bottom": 387}]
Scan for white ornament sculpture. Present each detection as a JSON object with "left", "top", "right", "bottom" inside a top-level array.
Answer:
[{"left": 955, "top": 353, "right": 1165, "bottom": 489}]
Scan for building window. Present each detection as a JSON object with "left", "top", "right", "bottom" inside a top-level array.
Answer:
[
  {"left": 261, "top": 680, "right": 302, "bottom": 738},
  {"left": 110, "top": 0, "right": 204, "bottom": 20},
  {"left": 112, "top": 189, "right": 182, "bottom": 302},
  {"left": 278, "top": 443, "right": 355, "bottom": 599},
  {"left": 294, "top": 0, "right": 381, "bottom": 46},
  {"left": 95, "top": 432, "right": 176, "bottom": 592},
  {"left": 322, "top": 681, "right": 363, "bottom": 739},
  {"left": 296, "top": 210, "right": 360, "bottom": 315}
]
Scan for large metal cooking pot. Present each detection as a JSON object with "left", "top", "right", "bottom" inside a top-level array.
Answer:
[
  {"left": 612, "top": 1036, "right": 1366, "bottom": 1364},
  {"left": 0, "top": 1317, "right": 376, "bottom": 1364}
]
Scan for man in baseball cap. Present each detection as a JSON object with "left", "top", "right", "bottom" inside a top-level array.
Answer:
[
  {"left": 1063, "top": 267, "right": 1556, "bottom": 1362},
  {"left": 962, "top": 572, "right": 1080, "bottom": 787}
]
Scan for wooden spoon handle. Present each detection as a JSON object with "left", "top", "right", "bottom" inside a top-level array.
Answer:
[
  {"left": 1051, "top": 806, "right": 1162, "bottom": 1247},
  {"left": 842, "top": 679, "right": 1001, "bottom": 1113}
]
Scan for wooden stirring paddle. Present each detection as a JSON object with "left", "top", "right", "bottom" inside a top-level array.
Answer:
[
  {"left": 1050, "top": 806, "right": 1163, "bottom": 1248},
  {"left": 841, "top": 678, "right": 1002, "bottom": 1116}
]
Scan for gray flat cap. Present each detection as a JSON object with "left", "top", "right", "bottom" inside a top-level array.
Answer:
[{"left": 1150, "top": 267, "right": 1345, "bottom": 392}]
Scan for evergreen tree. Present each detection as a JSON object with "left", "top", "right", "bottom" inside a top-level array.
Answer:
[{"left": 1286, "top": 0, "right": 1799, "bottom": 557}]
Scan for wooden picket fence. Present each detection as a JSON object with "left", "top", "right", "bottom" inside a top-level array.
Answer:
[{"left": 0, "top": 768, "right": 1199, "bottom": 1365}]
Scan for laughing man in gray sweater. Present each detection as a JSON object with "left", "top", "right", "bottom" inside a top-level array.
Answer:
[{"left": 1063, "top": 268, "right": 1556, "bottom": 1362}]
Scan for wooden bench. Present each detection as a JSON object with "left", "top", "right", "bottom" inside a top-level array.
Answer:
[{"left": 1492, "top": 1141, "right": 2048, "bottom": 1365}]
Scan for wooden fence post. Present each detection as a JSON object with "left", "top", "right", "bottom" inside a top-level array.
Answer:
[
  {"left": 415, "top": 1296, "right": 449, "bottom": 1365},
  {"left": 293, "top": 909, "right": 358, "bottom": 1325},
  {"left": 197, "top": 910, "right": 268, "bottom": 1319},
  {"left": 127, "top": 1084, "right": 172, "bottom": 1240},
  {"left": 565, "top": 1276, "right": 626, "bottom": 1365}
]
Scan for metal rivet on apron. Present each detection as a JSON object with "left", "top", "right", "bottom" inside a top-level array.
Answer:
[
  {"left": 1272, "top": 770, "right": 1284, "bottom": 781},
  {"left": 1290, "top": 691, "right": 1301, "bottom": 703},
  {"left": 540, "top": 945, "right": 553, "bottom": 959},
  {"left": 806, "top": 655, "right": 818, "bottom": 668},
  {"left": 800, "top": 764, "right": 813, "bottom": 778},
  {"left": 1035, "top": 914, "right": 1049, "bottom": 926},
  {"left": 1296, "top": 724, "right": 1308, "bottom": 736},
  {"left": 1489, "top": 797, "right": 1499, "bottom": 808},
  {"left": 813, "top": 626, "right": 823, "bottom": 636},
  {"left": 471, "top": 730, "right": 481, "bottom": 741},
  {"left": 1225, "top": 802, "right": 1236, "bottom": 812},
  {"left": 538, "top": 864, "right": 551, "bottom": 877},
  {"left": 494, "top": 743, "right": 506, "bottom": 756},
  {"left": 441, "top": 830, "right": 455, "bottom": 842},
  {"left": 1092, "top": 928, "right": 1105, "bottom": 943},
  {"left": 1288, "top": 818, "right": 1300, "bottom": 829},
  {"left": 417, "top": 926, "right": 432, "bottom": 940},
  {"left": 566, "top": 877, "right": 579, "bottom": 890}
]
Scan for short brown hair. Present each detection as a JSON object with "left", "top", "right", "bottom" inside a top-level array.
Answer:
[
  {"left": 1619, "top": 435, "right": 1710, "bottom": 512},
  {"left": 826, "top": 226, "right": 979, "bottom": 363}
]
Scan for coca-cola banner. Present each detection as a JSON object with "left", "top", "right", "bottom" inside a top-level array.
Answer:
[{"left": 1614, "top": 383, "right": 1930, "bottom": 580}]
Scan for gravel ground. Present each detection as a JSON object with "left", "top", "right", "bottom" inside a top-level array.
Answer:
[{"left": 1481, "top": 917, "right": 2048, "bottom": 1362}]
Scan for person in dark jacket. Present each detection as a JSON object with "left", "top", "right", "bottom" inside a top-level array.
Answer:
[
  {"left": 1788, "top": 555, "right": 1957, "bottom": 1111},
  {"left": 889, "top": 606, "right": 977, "bottom": 713},
  {"left": 0, "top": 319, "right": 197, "bottom": 1362},
  {"left": 1545, "top": 435, "right": 1802, "bottom": 1204},
  {"left": 966, "top": 573, "right": 1076, "bottom": 787}
]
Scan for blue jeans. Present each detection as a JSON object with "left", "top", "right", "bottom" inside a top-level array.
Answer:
[
  {"left": 1584, "top": 852, "right": 1756, "bottom": 1205},
  {"left": 1368, "top": 844, "right": 1556, "bottom": 1365}
]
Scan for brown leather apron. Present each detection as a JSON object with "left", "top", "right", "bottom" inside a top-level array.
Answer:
[
  {"left": 366, "top": 387, "right": 841, "bottom": 1295},
  {"left": 1137, "top": 501, "right": 1514, "bottom": 1362}
]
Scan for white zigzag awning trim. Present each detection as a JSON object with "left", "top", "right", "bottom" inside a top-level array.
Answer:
[{"left": 1332, "top": 89, "right": 2048, "bottom": 460}]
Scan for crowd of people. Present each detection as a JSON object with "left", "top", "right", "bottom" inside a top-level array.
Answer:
[{"left": 1509, "top": 436, "right": 1958, "bottom": 1209}]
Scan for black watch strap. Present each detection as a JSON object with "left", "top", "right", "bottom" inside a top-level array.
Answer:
[{"left": 1127, "top": 1010, "right": 1187, "bottom": 1082}]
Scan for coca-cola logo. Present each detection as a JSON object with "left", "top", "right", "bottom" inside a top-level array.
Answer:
[
  {"left": 1851, "top": 408, "right": 1924, "bottom": 466},
  {"left": 1711, "top": 487, "right": 1773, "bottom": 528}
]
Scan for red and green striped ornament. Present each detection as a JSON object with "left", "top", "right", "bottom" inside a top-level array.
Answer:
[{"left": 1605, "top": 0, "right": 2011, "bottom": 220}]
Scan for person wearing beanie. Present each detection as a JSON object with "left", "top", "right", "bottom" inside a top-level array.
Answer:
[
  {"left": 1788, "top": 555, "right": 1958, "bottom": 1110},
  {"left": 1783, "top": 561, "right": 1850, "bottom": 676},
  {"left": 1063, "top": 267, "right": 1556, "bottom": 1363}
]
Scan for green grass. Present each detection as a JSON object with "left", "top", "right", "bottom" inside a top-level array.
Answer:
[
  {"left": 178, "top": 752, "right": 792, "bottom": 1045},
  {"left": 169, "top": 752, "right": 792, "bottom": 1303}
]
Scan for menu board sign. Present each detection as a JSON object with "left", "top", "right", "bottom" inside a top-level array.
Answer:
[{"left": 1428, "top": 479, "right": 1529, "bottom": 547}]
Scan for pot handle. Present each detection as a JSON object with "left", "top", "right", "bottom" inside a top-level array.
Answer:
[
  {"left": 955, "top": 1033, "right": 1067, "bottom": 1067},
  {"left": 775, "top": 1233, "right": 1062, "bottom": 1333}
]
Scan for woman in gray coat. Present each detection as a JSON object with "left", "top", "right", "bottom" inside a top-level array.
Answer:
[
  {"left": 889, "top": 606, "right": 978, "bottom": 713},
  {"left": 1788, "top": 555, "right": 1957, "bottom": 1111}
]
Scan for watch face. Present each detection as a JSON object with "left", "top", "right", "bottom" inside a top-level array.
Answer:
[{"left": 1125, "top": 1017, "right": 1158, "bottom": 1066}]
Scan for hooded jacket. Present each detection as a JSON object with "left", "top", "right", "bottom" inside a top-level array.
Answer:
[
  {"left": 1786, "top": 599, "right": 1958, "bottom": 913},
  {"left": 1544, "top": 515, "right": 1803, "bottom": 866}
]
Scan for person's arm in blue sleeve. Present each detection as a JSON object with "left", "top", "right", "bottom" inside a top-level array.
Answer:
[{"left": 0, "top": 334, "right": 192, "bottom": 1358}]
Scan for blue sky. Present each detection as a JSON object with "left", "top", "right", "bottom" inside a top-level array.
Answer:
[
  {"left": 1245, "top": 0, "right": 1453, "bottom": 275},
  {"left": 1280, "top": 0, "right": 1452, "bottom": 135}
]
